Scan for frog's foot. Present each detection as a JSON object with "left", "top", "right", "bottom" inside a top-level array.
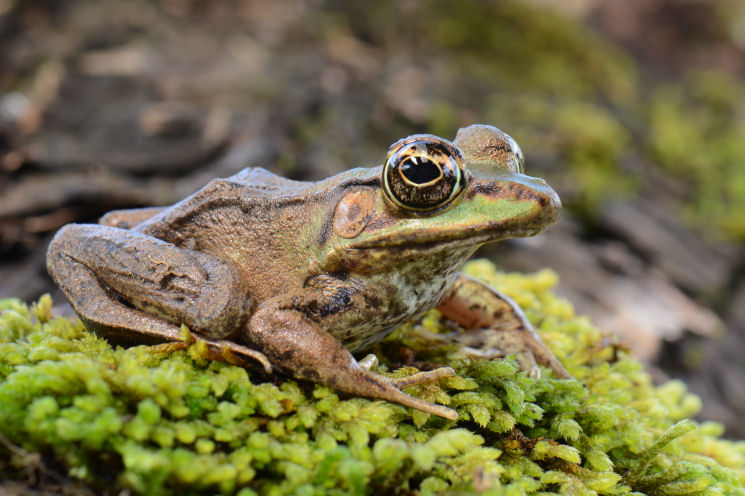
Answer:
[
  {"left": 456, "top": 329, "right": 545, "bottom": 379},
  {"left": 390, "top": 367, "right": 455, "bottom": 389},
  {"left": 357, "top": 354, "right": 457, "bottom": 416},
  {"left": 358, "top": 354, "right": 379, "bottom": 370},
  {"left": 357, "top": 354, "right": 456, "bottom": 386},
  {"left": 378, "top": 370, "right": 458, "bottom": 420},
  {"left": 457, "top": 345, "right": 506, "bottom": 360},
  {"left": 458, "top": 343, "right": 541, "bottom": 378},
  {"left": 200, "top": 337, "right": 273, "bottom": 374},
  {"left": 149, "top": 341, "right": 191, "bottom": 355},
  {"left": 406, "top": 326, "right": 458, "bottom": 345},
  {"left": 147, "top": 333, "right": 273, "bottom": 374}
]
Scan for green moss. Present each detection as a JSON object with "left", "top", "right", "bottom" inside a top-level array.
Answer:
[
  {"left": 647, "top": 70, "right": 745, "bottom": 240},
  {"left": 1, "top": 261, "right": 744, "bottom": 495}
]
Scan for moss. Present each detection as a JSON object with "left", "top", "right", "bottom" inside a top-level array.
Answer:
[
  {"left": 647, "top": 70, "right": 745, "bottom": 240},
  {"left": 0, "top": 260, "right": 743, "bottom": 495}
]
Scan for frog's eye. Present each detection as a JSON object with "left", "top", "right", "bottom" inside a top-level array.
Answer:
[
  {"left": 382, "top": 135, "right": 467, "bottom": 213},
  {"left": 453, "top": 124, "right": 524, "bottom": 174}
]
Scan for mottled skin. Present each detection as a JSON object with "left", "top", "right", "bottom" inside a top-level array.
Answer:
[{"left": 47, "top": 124, "right": 570, "bottom": 420}]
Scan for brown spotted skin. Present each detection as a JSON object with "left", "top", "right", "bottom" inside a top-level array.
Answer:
[{"left": 47, "top": 124, "right": 569, "bottom": 421}]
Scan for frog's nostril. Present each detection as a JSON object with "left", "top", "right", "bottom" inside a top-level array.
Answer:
[
  {"left": 541, "top": 189, "right": 562, "bottom": 225},
  {"left": 546, "top": 188, "right": 561, "bottom": 211}
]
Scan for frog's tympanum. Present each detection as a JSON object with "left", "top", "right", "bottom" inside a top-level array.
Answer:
[{"left": 48, "top": 124, "right": 570, "bottom": 420}]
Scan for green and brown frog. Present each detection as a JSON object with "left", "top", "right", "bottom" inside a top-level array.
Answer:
[{"left": 47, "top": 124, "right": 570, "bottom": 421}]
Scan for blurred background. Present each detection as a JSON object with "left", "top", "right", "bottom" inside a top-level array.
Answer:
[{"left": 1, "top": 0, "right": 744, "bottom": 436}]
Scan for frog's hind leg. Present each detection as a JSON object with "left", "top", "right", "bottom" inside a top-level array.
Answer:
[{"left": 46, "top": 224, "right": 271, "bottom": 372}]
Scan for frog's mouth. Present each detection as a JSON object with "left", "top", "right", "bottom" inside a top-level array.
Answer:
[{"left": 349, "top": 221, "right": 548, "bottom": 251}]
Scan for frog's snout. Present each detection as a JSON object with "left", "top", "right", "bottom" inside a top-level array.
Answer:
[
  {"left": 521, "top": 175, "right": 561, "bottom": 233},
  {"left": 468, "top": 171, "right": 562, "bottom": 239},
  {"left": 536, "top": 177, "right": 562, "bottom": 225}
]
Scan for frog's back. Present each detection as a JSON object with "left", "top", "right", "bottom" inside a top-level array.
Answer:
[
  {"left": 136, "top": 167, "right": 315, "bottom": 233},
  {"left": 218, "top": 167, "right": 313, "bottom": 199},
  {"left": 217, "top": 166, "right": 380, "bottom": 202},
  {"left": 134, "top": 166, "right": 377, "bottom": 302}
]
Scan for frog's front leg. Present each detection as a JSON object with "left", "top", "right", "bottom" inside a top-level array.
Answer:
[
  {"left": 247, "top": 289, "right": 459, "bottom": 420},
  {"left": 437, "top": 273, "right": 572, "bottom": 380}
]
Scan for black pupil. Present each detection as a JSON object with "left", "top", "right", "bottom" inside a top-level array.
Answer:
[{"left": 400, "top": 156, "right": 440, "bottom": 184}]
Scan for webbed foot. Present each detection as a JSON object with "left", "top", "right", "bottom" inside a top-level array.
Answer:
[{"left": 381, "top": 371, "right": 458, "bottom": 420}]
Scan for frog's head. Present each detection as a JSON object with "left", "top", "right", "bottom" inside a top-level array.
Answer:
[{"left": 320, "top": 124, "right": 560, "bottom": 271}]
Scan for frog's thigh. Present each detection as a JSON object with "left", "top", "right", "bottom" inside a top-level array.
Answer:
[
  {"left": 437, "top": 273, "right": 571, "bottom": 379},
  {"left": 47, "top": 224, "right": 252, "bottom": 341},
  {"left": 47, "top": 237, "right": 185, "bottom": 345}
]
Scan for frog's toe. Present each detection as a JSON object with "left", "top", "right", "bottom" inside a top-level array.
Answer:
[
  {"left": 149, "top": 341, "right": 190, "bottom": 355},
  {"left": 526, "top": 343, "right": 574, "bottom": 380},
  {"left": 527, "top": 365, "right": 541, "bottom": 380},
  {"left": 382, "top": 384, "right": 458, "bottom": 420},
  {"left": 519, "top": 349, "right": 575, "bottom": 380},
  {"left": 200, "top": 336, "right": 274, "bottom": 374},
  {"left": 358, "top": 354, "right": 379, "bottom": 370},
  {"left": 413, "top": 400, "right": 458, "bottom": 421},
  {"left": 390, "top": 366, "right": 455, "bottom": 389},
  {"left": 457, "top": 346, "right": 506, "bottom": 360},
  {"left": 514, "top": 350, "right": 541, "bottom": 379},
  {"left": 372, "top": 367, "right": 458, "bottom": 419}
]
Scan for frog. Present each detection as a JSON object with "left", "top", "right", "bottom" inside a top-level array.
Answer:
[{"left": 47, "top": 124, "right": 570, "bottom": 421}]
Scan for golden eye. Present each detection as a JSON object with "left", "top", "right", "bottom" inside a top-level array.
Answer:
[{"left": 383, "top": 135, "right": 467, "bottom": 213}]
